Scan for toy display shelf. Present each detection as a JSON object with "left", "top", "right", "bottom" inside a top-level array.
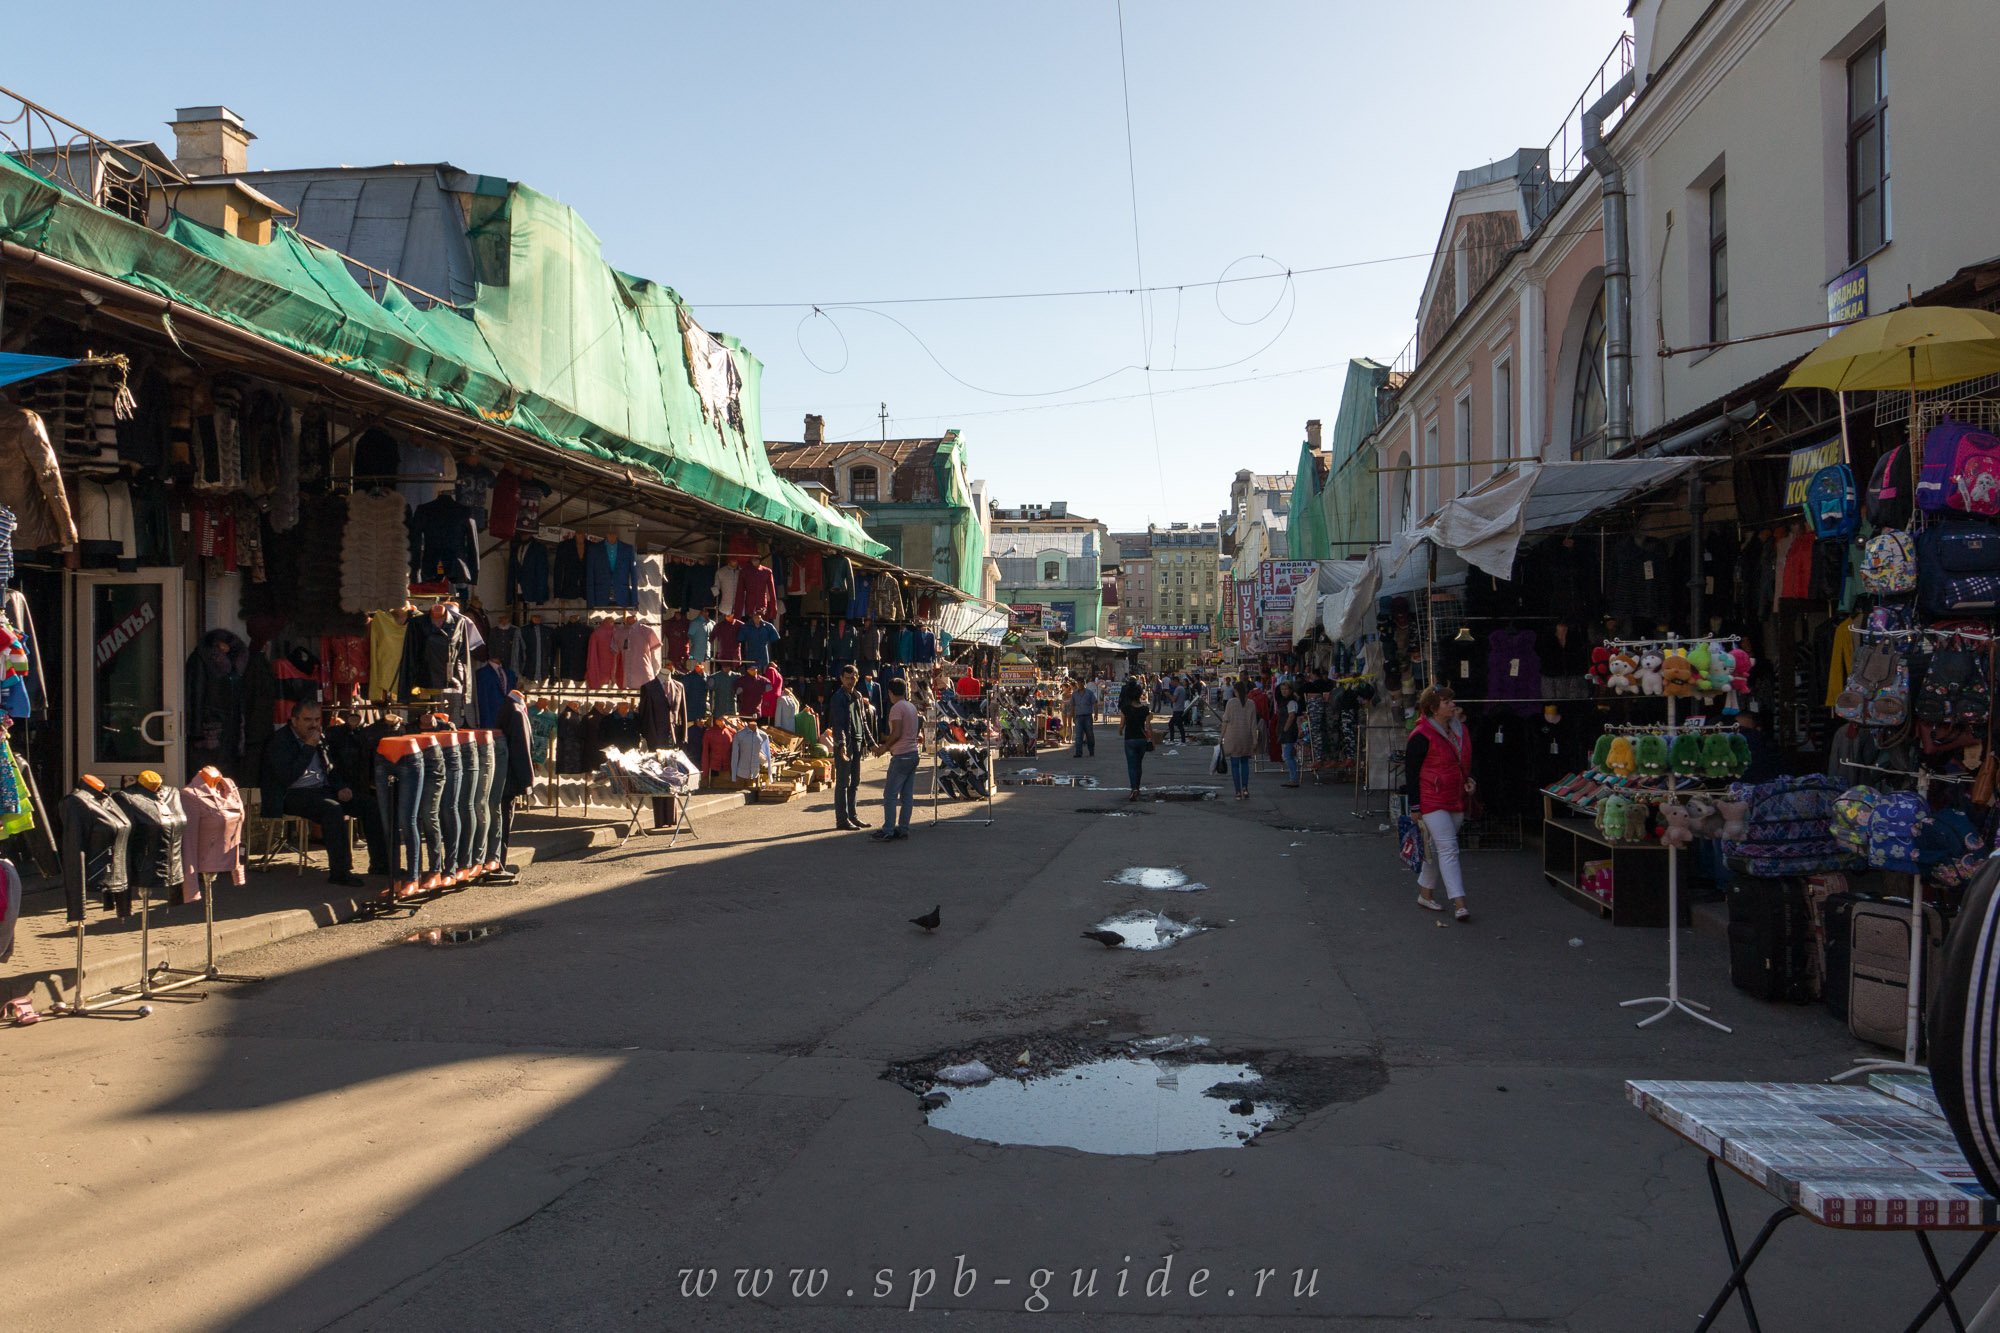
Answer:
[{"left": 1541, "top": 791, "right": 1673, "bottom": 928}]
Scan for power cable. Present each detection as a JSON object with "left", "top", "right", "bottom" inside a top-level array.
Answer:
[{"left": 1114, "top": 0, "right": 1169, "bottom": 510}]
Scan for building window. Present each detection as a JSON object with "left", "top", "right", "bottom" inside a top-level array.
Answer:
[
  {"left": 1848, "top": 33, "right": 1889, "bottom": 261},
  {"left": 1492, "top": 357, "right": 1513, "bottom": 463},
  {"left": 1572, "top": 290, "right": 1608, "bottom": 458},
  {"left": 1453, "top": 393, "right": 1472, "bottom": 496},
  {"left": 1708, "top": 177, "right": 1729, "bottom": 341},
  {"left": 1422, "top": 420, "right": 1439, "bottom": 513},
  {"left": 849, "top": 465, "right": 879, "bottom": 503},
  {"left": 1042, "top": 560, "right": 1060, "bottom": 581}
]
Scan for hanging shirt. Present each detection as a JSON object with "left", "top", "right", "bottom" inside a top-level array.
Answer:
[
  {"left": 618, "top": 621, "right": 662, "bottom": 691},
  {"left": 713, "top": 564, "right": 741, "bottom": 616},
  {"left": 585, "top": 620, "right": 620, "bottom": 689},
  {"left": 687, "top": 616, "right": 713, "bottom": 666},
  {"left": 739, "top": 619, "right": 780, "bottom": 670}
]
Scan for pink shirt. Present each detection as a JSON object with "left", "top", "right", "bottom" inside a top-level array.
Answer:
[
  {"left": 181, "top": 777, "right": 247, "bottom": 895},
  {"left": 887, "top": 699, "right": 921, "bottom": 756}
]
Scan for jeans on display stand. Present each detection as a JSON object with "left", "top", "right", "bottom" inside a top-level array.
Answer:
[
  {"left": 471, "top": 731, "right": 496, "bottom": 868},
  {"left": 417, "top": 740, "right": 446, "bottom": 877},
  {"left": 438, "top": 735, "right": 465, "bottom": 875},
  {"left": 464, "top": 732, "right": 489, "bottom": 870},
  {"left": 375, "top": 748, "right": 427, "bottom": 883},
  {"left": 491, "top": 730, "right": 513, "bottom": 867}
]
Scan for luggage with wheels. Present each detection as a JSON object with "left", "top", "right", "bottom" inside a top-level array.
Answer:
[
  {"left": 1726, "top": 875, "right": 1813, "bottom": 1003},
  {"left": 1847, "top": 893, "right": 1949, "bottom": 1051}
]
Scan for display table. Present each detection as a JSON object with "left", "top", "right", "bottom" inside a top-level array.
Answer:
[
  {"left": 1629, "top": 1077, "right": 2000, "bottom": 1330},
  {"left": 1541, "top": 792, "right": 1671, "bottom": 927}
]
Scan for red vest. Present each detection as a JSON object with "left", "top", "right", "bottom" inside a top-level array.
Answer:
[{"left": 1415, "top": 717, "right": 1470, "bottom": 814}]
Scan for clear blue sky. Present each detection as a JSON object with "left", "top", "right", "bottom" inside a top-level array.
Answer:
[{"left": 12, "top": 1, "right": 1629, "bottom": 531}]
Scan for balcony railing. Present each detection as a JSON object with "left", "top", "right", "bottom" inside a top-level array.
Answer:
[
  {"left": 0, "top": 81, "right": 187, "bottom": 224},
  {"left": 1525, "top": 33, "right": 1635, "bottom": 230}
]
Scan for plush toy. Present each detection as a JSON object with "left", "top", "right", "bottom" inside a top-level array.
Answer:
[
  {"left": 1639, "top": 651, "right": 1666, "bottom": 696},
  {"left": 1662, "top": 803, "right": 1695, "bottom": 849},
  {"left": 1686, "top": 795, "right": 1722, "bottom": 837},
  {"left": 1689, "top": 640, "right": 1712, "bottom": 685},
  {"left": 1606, "top": 736, "right": 1638, "bottom": 777},
  {"left": 1705, "top": 641, "right": 1735, "bottom": 697},
  {"left": 1608, "top": 652, "right": 1639, "bottom": 695},
  {"left": 1588, "top": 645, "right": 1612, "bottom": 690},
  {"left": 1591, "top": 733, "right": 1616, "bottom": 772},
  {"left": 1635, "top": 734, "right": 1670, "bottom": 775},
  {"left": 1625, "top": 800, "right": 1653, "bottom": 843},
  {"left": 1730, "top": 647, "right": 1753, "bottom": 694},
  {"left": 1717, "top": 798, "right": 1749, "bottom": 841},
  {"left": 1662, "top": 647, "right": 1698, "bottom": 698}
]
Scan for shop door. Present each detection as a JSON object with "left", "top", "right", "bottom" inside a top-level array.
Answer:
[{"left": 72, "top": 570, "right": 187, "bottom": 787}]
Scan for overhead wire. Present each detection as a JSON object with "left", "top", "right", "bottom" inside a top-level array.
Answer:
[{"left": 1114, "top": 0, "right": 1169, "bottom": 510}]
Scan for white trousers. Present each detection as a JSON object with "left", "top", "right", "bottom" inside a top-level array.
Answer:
[{"left": 1416, "top": 809, "right": 1466, "bottom": 901}]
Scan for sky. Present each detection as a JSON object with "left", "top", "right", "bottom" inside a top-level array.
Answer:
[{"left": 10, "top": 1, "right": 1630, "bottom": 532}]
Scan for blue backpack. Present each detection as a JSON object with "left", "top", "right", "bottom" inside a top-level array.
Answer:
[
  {"left": 1867, "top": 790, "right": 1931, "bottom": 873},
  {"left": 1806, "top": 464, "right": 1859, "bottom": 540}
]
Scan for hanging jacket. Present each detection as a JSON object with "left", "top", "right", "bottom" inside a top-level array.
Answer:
[
  {"left": 509, "top": 540, "right": 551, "bottom": 604},
  {"left": 408, "top": 493, "right": 481, "bottom": 586},
  {"left": 873, "top": 573, "right": 905, "bottom": 621},
  {"left": 587, "top": 539, "right": 639, "bottom": 608},
  {"left": 400, "top": 608, "right": 473, "bottom": 698},
  {"left": 734, "top": 563, "right": 778, "bottom": 621},
  {"left": 114, "top": 784, "right": 188, "bottom": 899},
  {"left": 340, "top": 489, "right": 413, "bottom": 614},
  {"left": 584, "top": 620, "right": 620, "bottom": 689},
  {"left": 552, "top": 535, "right": 589, "bottom": 601},
  {"left": 639, "top": 677, "right": 687, "bottom": 748},
  {"left": 0, "top": 406, "right": 77, "bottom": 551},
  {"left": 498, "top": 692, "right": 535, "bottom": 801},
  {"left": 61, "top": 786, "right": 131, "bottom": 922}
]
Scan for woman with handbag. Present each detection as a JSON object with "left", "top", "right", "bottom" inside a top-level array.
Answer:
[
  {"left": 1118, "top": 674, "right": 1156, "bottom": 801},
  {"left": 1277, "top": 680, "right": 1303, "bottom": 787},
  {"left": 1405, "top": 686, "right": 1476, "bottom": 922},
  {"left": 1220, "top": 679, "right": 1262, "bottom": 800}
]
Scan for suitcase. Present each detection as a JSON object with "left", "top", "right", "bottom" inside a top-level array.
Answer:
[
  {"left": 1727, "top": 876, "right": 1813, "bottom": 1003},
  {"left": 1823, "top": 893, "right": 1860, "bottom": 1021},
  {"left": 1847, "top": 895, "right": 1949, "bottom": 1051}
]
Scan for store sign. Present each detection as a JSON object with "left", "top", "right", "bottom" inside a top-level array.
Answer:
[
  {"left": 1048, "top": 601, "right": 1077, "bottom": 631},
  {"left": 1253, "top": 560, "right": 1318, "bottom": 651},
  {"left": 94, "top": 598, "right": 157, "bottom": 667},
  {"left": 1235, "top": 581, "right": 1257, "bottom": 651},
  {"left": 1138, "top": 624, "right": 1207, "bottom": 639},
  {"left": 1008, "top": 604, "right": 1047, "bottom": 628},
  {"left": 998, "top": 663, "right": 1038, "bottom": 685},
  {"left": 1783, "top": 437, "right": 1844, "bottom": 509},
  {"left": 1827, "top": 264, "right": 1868, "bottom": 333}
]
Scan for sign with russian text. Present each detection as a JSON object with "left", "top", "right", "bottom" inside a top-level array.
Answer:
[
  {"left": 1254, "top": 560, "right": 1318, "bottom": 651},
  {"left": 1827, "top": 264, "right": 1868, "bottom": 333},
  {"left": 1138, "top": 624, "right": 1207, "bottom": 639},
  {"left": 1784, "top": 437, "right": 1843, "bottom": 509},
  {"left": 1235, "top": 581, "right": 1257, "bottom": 651},
  {"left": 1008, "top": 603, "right": 1047, "bottom": 628},
  {"left": 997, "top": 663, "right": 1038, "bottom": 685}
]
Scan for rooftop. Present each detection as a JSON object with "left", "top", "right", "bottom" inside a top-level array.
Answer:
[{"left": 765, "top": 435, "right": 949, "bottom": 473}]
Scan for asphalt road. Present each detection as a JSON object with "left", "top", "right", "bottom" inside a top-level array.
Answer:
[{"left": 1, "top": 741, "right": 1970, "bottom": 1330}]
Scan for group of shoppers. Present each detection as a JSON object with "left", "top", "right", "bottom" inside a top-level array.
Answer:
[{"left": 825, "top": 665, "right": 921, "bottom": 841}]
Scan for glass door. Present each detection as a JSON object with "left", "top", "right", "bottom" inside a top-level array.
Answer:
[{"left": 72, "top": 570, "right": 188, "bottom": 786}]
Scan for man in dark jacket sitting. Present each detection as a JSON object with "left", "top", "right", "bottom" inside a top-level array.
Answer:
[{"left": 261, "top": 701, "right": 386, "bottom": 887}]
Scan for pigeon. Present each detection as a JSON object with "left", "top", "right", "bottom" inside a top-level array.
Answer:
[
  {"left": 1081, "top": 929, "right": 1126, "bottom": 948},
  {"left": 909, "top": 905, "right": 941, "bottom": 931}
]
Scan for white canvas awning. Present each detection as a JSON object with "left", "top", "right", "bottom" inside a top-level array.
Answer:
[
  {"left": 1291, "top": 557, "right": 1376, "bottom": 645},
  {"left": 938, "top": 599, "right": 1010, "bottom": 646},
  {"left": 1387, "top": 459, "right": 1701, "bottom": 580}
]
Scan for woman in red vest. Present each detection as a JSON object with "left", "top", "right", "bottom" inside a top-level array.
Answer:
[{"left": 1404, "top": 686, "right": 1475, "bottom": 922}]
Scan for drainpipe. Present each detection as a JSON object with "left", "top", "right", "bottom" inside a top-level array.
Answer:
[{"left": 1582, "top": 70, "right": 1636, "bottom": 455}]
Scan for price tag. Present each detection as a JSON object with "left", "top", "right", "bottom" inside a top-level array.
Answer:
[
  {"left": 1643, "top": 560, "right": 1655, "bottom": 580},
  {"left": 1459, "top": 661, "right": 1469, "bottom": 679},
  {"left": 1549, "top": 740, "right": 1561, "bottom": 755},
  {"left": 1509, "top": 658, "right": 1520, "bottom": 678},
  {"left": 1705, "top": 576, "right": 1715, "bottom": 595}
]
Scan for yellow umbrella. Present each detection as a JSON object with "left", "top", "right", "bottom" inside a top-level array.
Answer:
[
  {"left": 1783, "top": 305, "right": 2000, "bottom": 465},
  {"left": 1785, "top": 306, "right": 2000, "bottom": 393}
]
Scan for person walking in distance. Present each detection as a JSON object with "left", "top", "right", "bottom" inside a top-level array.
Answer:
[
  {"left": 1070, "top": 676, "right": 1099, "bottom": 758},
  {"left": 1407, "top": 686, "right": 1475, "bottom": 922},
  {"left": 1277, "top": 679, "right": 1303, "bottom": 787},
  {"left": 1118, "top": 674, "right": 1156, "bottom": 802},
  {"left": 871, "top": 677, "right": 921, "bottom": 841},
  {"left": 1167, "top": 675, "right": 1190, "bottom": 744},
  {"left": 1220, "top": 678, "right": 1261, "bottom": 801},
  {"left": 827, "top": 664, "right": 875, "bottom": 831}
]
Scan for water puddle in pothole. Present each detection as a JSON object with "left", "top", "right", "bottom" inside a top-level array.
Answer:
[
  {"left": 402, "top": 924, "right": 504, "bottom": 947},
  {"left": 1003, "top": 772, "right": 1100, "bottom": 788},
  {"left": 1107, "top": 866, "right": 1203, "bottom": 890},
  {"left": 924, "top": 1057, "right": 1274, "bottom": 1153},
  {"left": 1077, "top": 808, "right": 1150, "bottom": 817},
  {"left": 1083, "top": 910, "right": 1208, "bottom": 950},
  {"left": 1145, "top": 785, "right": 1220, "bottom": 801}
]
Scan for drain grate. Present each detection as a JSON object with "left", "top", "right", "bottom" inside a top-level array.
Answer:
[{"left": 402, "top": 924, "right": 504, "bottom": 947}]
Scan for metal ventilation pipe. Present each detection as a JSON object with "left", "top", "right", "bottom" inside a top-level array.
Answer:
[{"left": 1582, "top": 71, "right": 1636, "bottom": 454}]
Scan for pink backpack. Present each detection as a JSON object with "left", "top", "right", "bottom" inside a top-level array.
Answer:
[{"left": 1918, "top": 420, "right": 2000, "bottom": 516}]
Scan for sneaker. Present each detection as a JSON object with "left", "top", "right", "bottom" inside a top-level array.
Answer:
[
  {"left": 1454, "top": 905, "right": 1472, "bottom": 922},
  {"left": 869, "top": 830, "right": 894, "bottom": 841}
]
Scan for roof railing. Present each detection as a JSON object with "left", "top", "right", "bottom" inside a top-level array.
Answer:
[{"left": 1526, "top": 32, "right": 1634, "bottom": 230}]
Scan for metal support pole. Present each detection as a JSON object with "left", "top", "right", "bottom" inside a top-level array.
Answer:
[{"left": 1689, "top": 475, "right": 1707, "bottom": 630}]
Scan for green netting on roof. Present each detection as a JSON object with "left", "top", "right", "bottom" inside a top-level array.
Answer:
[
  {"left": 0, "top": 154, "right": 883, "bottom": 559},
  {"left": 930, "top": 432, "right": 987, "bottom": 599},
  {"left": 1288, "top": 438, "right": 1331, "bottom": 562},
  {"left": 1325, "top": 358, "right": 1391, "bottom": 551}
]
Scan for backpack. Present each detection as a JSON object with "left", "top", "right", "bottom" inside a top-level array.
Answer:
[
  {"left": 1916, "top": 647, "right": 1990, "bottom": 727},
  {"left": 1918, "top": 524, "right": 2000, "bottom": 616},
  {"left": 1831, "top": 785, "right": 1880, "bottom": 858},
  {"left": 1918, "top": 419, "right": 2000, "bottom": 514},
  {"left": 1866, "top": 443, "right": 1911, "bottom": 529},
  {"left": 1866, "top": 790, "right": 1931, "bottom": 872},
  {"left": 1860, "top": 529, "right": 1917, "bottom": 595},
  {"left": 1805, "top": 464, "right": 1859, "bottom": 540}
]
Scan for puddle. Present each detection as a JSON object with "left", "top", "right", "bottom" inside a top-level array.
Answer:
[
  {"left": 1084, "top": 910, "right": 1209, "bottom": 950},
  {"left": 1146, "top": 785, "right": 1220, "bottom": 801},
  {"left": 1077, "top": 808, "right": 1149, "bottom": 817},
  {"left": 402, "top": 924, "right": 504, "bottom": 947},
  {"left": 1107, "top": 866, "right": 1203, "bottom": 891},
  {"left": 923, "top": 1057, "right": 1276, "bottom": 1153},
  {"left": 1002, "top": 772, "right": 1100, "bottom": 789}
]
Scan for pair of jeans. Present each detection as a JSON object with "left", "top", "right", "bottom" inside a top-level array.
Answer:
[
  {"left": 1228, "top": 755, "right": 1251, "bottom": 793},
  {"left": 882, "top": 752, "right": 919, "bottom": 831},
  {"left": 468, "top": 732, "right": 495, "bottom": 869},
  {"left": 489, "top": 732, "right": 511, "bottom": 865},
  {"left": 437, "top": 738, "right": 464, "bottom": 874},
  {"left": 1124, "top": 738, "right": 1148, "bottom": 792},
  {"left": 833, "top": 751, "right": 862, "bottom": 825},
  {"left": 1282, "top": 741, "right": 1300, "bottom": 784},
  {"left": 1416, "top": 809, "right": 1467, "bottom": 901},
  {"left": 375, "top": 750, "right": 426, "bottom": 882},
  {"left": 1071, "top": 714, "right": 1095, "bottom": 757},
  {"left": 1168, "top": 712, "right": 1188, "bottom": 743}
]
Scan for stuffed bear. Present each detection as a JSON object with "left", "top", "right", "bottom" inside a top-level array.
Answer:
[
  {"left": 1661, "top": 803, "right": 1695, "bottom": 849},
  {"left": 1717, "top": 798, "right": 1750, "bottom": 841},
  {"left": 1639, "top": 651, "right": 1666, "bottom": 696},
  {"left": 1662, "top": 647, "right": 1698, "bottom": 698},
  {"left": 1686, "top": 795, "right": 1722, "bottom": 838},
  {"left": 1730, "top": 647, "right": 1753, "bottom": 694},
  {"left": 1704, "top": 640, "right": 1735, "bottom": 697},
  {"left": 1608, "top": 652, "right": 1639, "bottom": 695}
]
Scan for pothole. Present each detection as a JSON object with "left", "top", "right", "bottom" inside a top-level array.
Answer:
[
  {"left": 1076, "top": 808, "right": 1150, "bottom": 816},
  {"left": 1002, "top": 772, "right": 1100, "bottom": 789},
  {"left": 401, "top": 924, "right": 505, "bottom": 947},
  {"left": 1107, "top": 866, "right": 1203, "bottom": 890},
  {"left": 1269, "top": 823, "right": 1376, "bottom": 837},
  {"left": 1083, "top": 910, "right": 1209, "bottom": 951},
  {"left": 1146, "top": 785, "right": 1220, "bottom": 801},
  {"left": 887, "top": 1036, "right": 1389, "bottom": 1155}
]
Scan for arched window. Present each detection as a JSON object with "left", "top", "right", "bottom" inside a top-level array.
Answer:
[
  {"left": 1571, "top": 291, "right": 1608, "bottom": 457},
  {"left": 849, "top": 465, "right": 879, "bottom": 503}
]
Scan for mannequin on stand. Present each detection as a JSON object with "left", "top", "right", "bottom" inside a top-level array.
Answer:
[{"left": 61, "top": 774, "right": 132, "bottom": 920}]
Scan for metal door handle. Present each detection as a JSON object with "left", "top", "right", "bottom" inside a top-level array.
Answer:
[{"left": 138, "top": 710, "right": 171, "bottom": 746}]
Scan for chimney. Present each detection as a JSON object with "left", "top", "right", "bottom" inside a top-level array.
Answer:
[
  {"left": 169, "top": 106, "right": 253, "bottom": 178},
  {"left": 804, "top": 414, "right": 824, "bottom": 445},
  {"left": 1305, "top": 419, "right": 1322, "bottom": 450}
]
